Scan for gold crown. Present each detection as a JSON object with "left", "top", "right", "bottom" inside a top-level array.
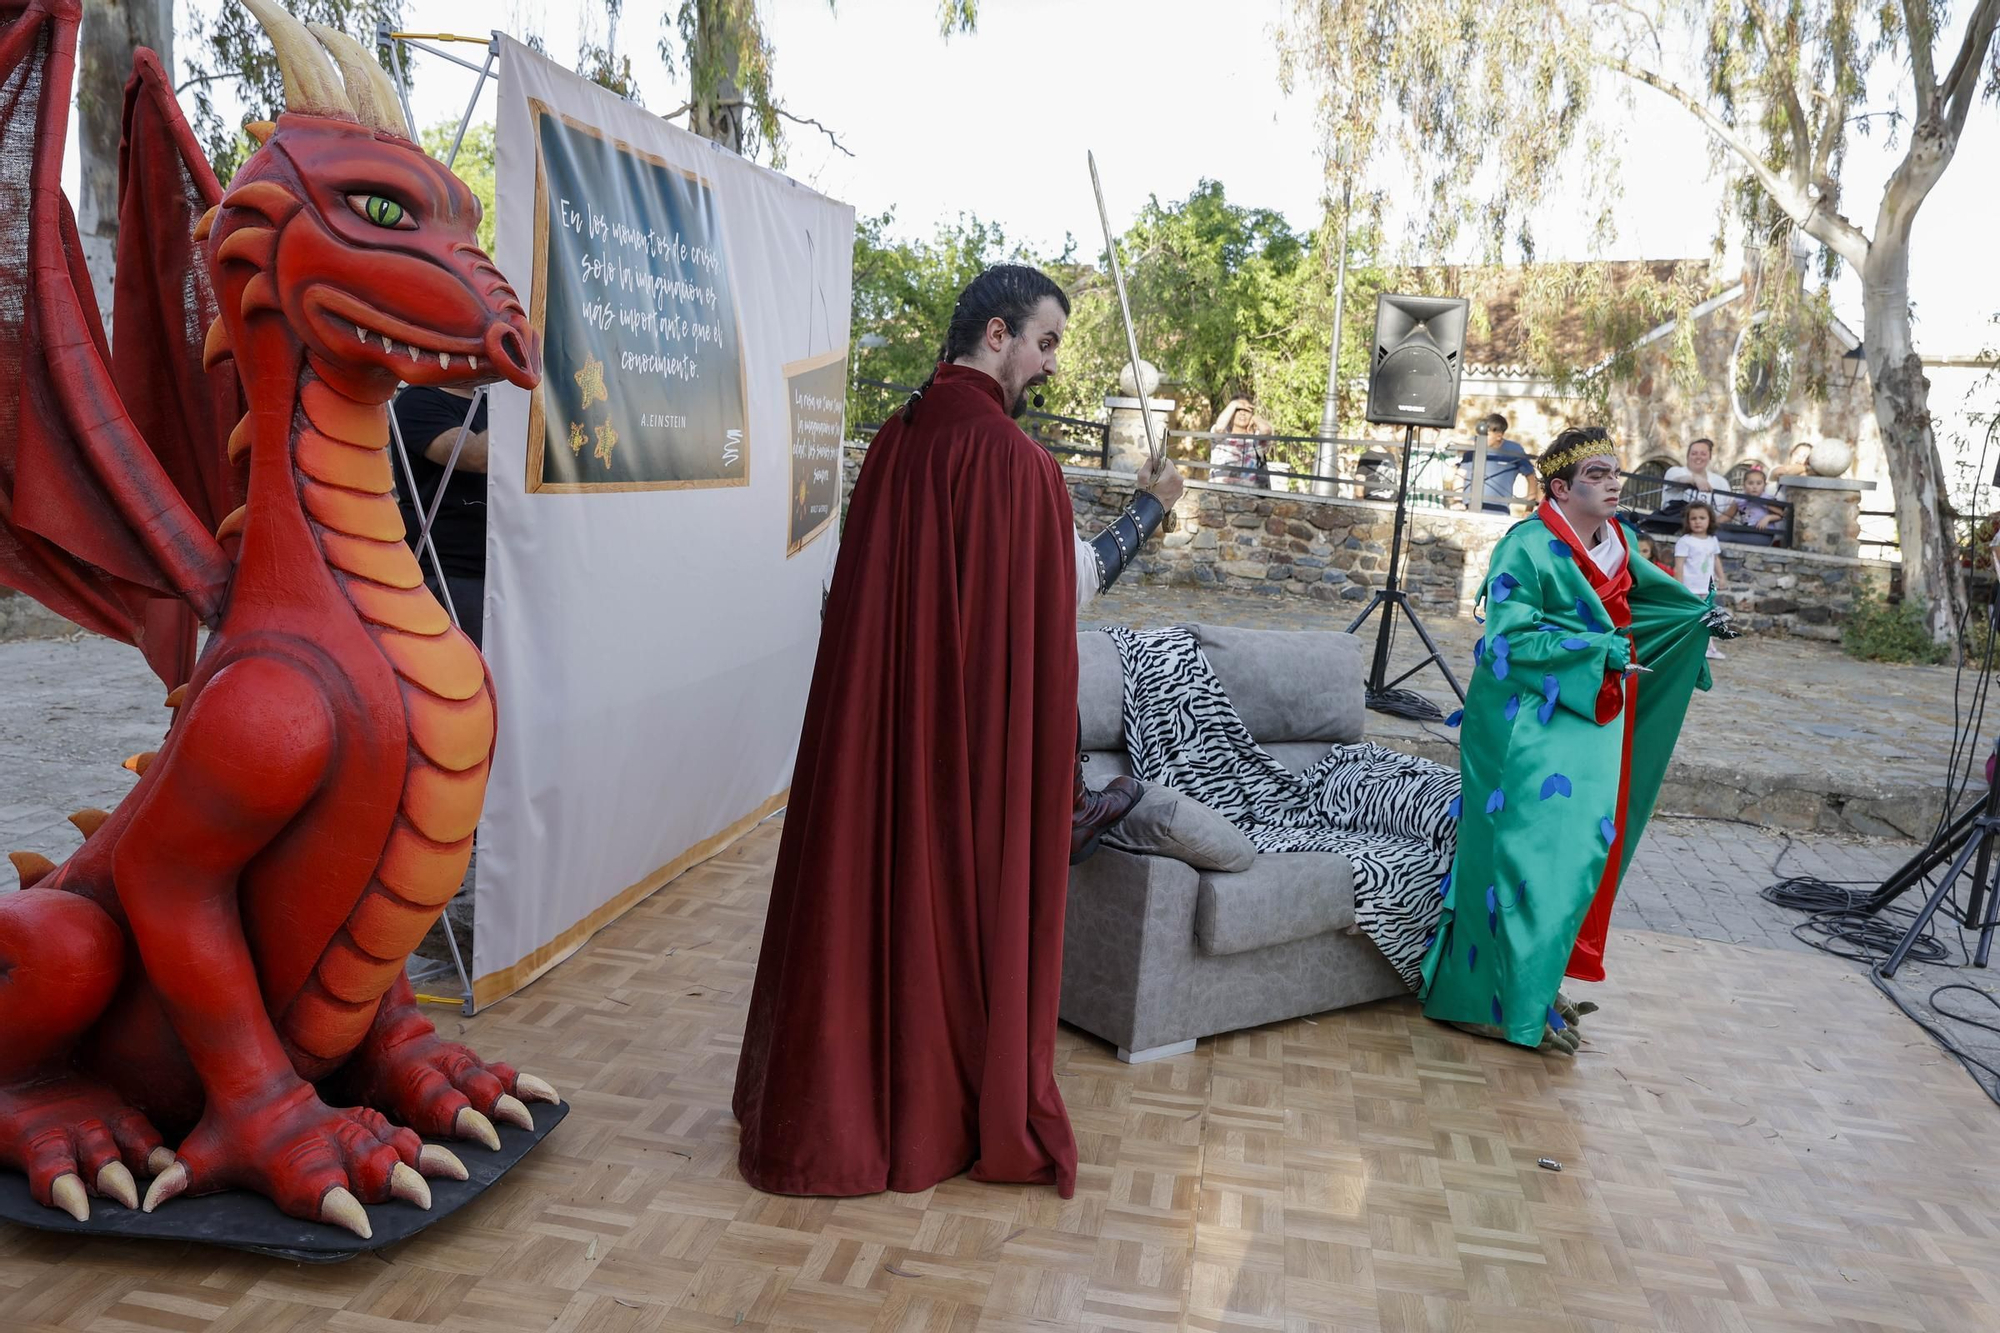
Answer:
[{"left": 1536, "top": 434, "right": 1616, "bottom": 481}]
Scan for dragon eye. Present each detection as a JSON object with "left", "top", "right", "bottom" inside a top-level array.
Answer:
[{"left": 350, "top": 194, "right": 412, "bottom": 229}]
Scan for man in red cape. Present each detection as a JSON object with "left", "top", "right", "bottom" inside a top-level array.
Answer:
[{"left": 734, "top": 266, "right": 1182, "bottom": 1198}]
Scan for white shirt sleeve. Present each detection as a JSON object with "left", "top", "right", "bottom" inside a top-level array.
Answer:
[{"left": 1074, "top": 530, "right": 1099, "bottom": 612}]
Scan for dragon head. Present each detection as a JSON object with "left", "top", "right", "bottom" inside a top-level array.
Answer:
[{"left": 212, "top": 2, "right": 540, "bottom": 402}]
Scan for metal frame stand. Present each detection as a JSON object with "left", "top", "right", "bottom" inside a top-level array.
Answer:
[
  {"left": 1344, "top": 424, "right": 1467, "bottom": 719},
  {"left": 1866, "top": 599, "right": 2000, "bottom": 979},
  {"left": 372, "top": 27, "right": 503, "bottom": 1013},
  {"left": 1872, "top": 759, "right": 2000, "bottom": 978}
]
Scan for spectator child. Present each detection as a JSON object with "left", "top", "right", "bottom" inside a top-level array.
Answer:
[
  {"left": 1734, "top": 465, "right": 1784, "bottom": 534},
  {"left": 1675, "top": 501, "right": 1728, "bottom": 660},
  {"left": 1641, "top": 534, "right": 1675, "bottom": 575}
]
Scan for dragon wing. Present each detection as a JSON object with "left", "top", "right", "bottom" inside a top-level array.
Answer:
[{"left": 0, "top": 0, "right": 240, "bottom": 688}]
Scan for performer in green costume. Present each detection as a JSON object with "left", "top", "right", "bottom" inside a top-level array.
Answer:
[{"left": 1420, "top": 427, "right": 1733, "bottom": 1050}]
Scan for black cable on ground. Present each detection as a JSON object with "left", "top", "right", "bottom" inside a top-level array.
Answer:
[
  {"left": 1755, "top": 707, "right": 2000, "bottom": 1104},
  {"left": 1366, "top": 688, "right": 1445, "bottom": 722},
  {"left": 1761, "top": 864, "right": 2000, "bottom": 1103},
  {"left": 1869, "top": 970, "right": 2000, "bottom": 1098}
]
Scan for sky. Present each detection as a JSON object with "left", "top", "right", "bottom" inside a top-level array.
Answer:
[{"left": 64, "top": 0, "right": 2000, "bottom": 355}]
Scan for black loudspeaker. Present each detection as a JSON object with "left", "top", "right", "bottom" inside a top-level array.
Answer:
[{"left": 1364, "top": 294, "right": 1470, "bottom": 428}]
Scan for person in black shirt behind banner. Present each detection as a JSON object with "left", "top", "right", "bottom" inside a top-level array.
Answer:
[{"left": 392, "top": 385, "right": 490, "bottom": 646}]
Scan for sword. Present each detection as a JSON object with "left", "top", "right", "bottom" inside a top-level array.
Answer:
[{"left": 1088, "top": 151, "right": 1174, "bottom": 528}]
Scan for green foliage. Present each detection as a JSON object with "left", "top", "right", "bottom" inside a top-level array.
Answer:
[
  {"left": 179, "top": 1, "right": 407, "bottom": 185},
  {"left": 846, "top": 210, "right": 1043, "bottom": 430},
  {"left": 847, "top": 181, "right": 1391, "bottom": 478},
  {"left": 419, "top": 122, "right": 496, "bottom": 254},
  {"left": 1841, "top": 587, "right": 1950, "bottom": 664},
  {"left": 578, "top": 0, "right": 642, "bottom": 105}
]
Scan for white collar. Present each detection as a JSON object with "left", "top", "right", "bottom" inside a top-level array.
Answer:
[{"left": 1545, "top": 501, "right": 1629, "bottom": 578}]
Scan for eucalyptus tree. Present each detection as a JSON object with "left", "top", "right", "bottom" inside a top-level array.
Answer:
[
  {"left": 1281, "top": 0, "right": 2000, "bottom": 638},
  {"left": 659, "top": 1, "right": 980, "bottom": 163}
]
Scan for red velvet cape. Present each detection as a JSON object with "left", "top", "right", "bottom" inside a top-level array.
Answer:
[{"left": 733, "top": 363, "right": 1082, "bottom": 1198}]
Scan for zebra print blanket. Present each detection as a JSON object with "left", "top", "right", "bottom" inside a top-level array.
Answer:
[{"left": 1105, "top": 626, "right": 1456, "bottom": 988}]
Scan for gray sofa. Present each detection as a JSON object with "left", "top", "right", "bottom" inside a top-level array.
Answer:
[{"left": 1060, "top": 623, "right": 1411, "bottom": 1062}]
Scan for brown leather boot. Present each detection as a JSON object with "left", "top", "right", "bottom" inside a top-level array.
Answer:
[{"left": 1072, "top": 756, "right": 1143, "bottom": 865}]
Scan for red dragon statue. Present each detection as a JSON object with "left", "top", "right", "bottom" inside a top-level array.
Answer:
[{"left": 0, "top": 0, "right": 555, "bottom": 1240}]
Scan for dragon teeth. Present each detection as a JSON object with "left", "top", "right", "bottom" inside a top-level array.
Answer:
[
  {"left": 439, "top": 352, "right": 451, "bottom": 369},
  {"left": 356, "top": 323, "right": 367, "bottom": 341}
]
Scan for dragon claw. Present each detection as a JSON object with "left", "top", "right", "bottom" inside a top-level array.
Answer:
[
  {"left": 49, "top": 1173, "right": 89, "bottom": 1222},
  {"left": 146, "top": 1147, "right": 178, "bottom": 1177},
  {"left": 388, "top": 1161, "right": 431, "bottom": 1210},
  {"left": 142, "top": 1161, "right": 189, "bottom": 1213},
  {"left": 454, "top": 1107, "right": 500, "bottom": 1151},
  {"left": 319, "top": 1186, "right": 371, "bottom": 1239},
  {"left": 491, "top": 1094, "right": 533, "bottom": 1132},
  {"left": 96, "top": 1161, "right": 138, "bottom": 1210},
  {"left": 514, "top": 1073, "right": 559, "bottom": 1105},
  {"left": 417, "top": 1144, "right": 468, "bottom": 1180}
]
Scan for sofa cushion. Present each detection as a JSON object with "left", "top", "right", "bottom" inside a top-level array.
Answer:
[
  {"left": 1190, "top": 625, "right": 1365, "bottom": 745},
  {"left": 1082, "top": 750, "right": 1132, "bottom": 784},
  {"left": 1104, "top": 786, "right": 1257, "bottom": 872},
  {"left": 1195, "top": 851, "right": 1355, "bottom": 956},
  {"left": 1265, "top": 741, "right": 1332, "bottom": 776},
  {"left": 1078, "top": 630, "right": 1124, "bottom": 751}
]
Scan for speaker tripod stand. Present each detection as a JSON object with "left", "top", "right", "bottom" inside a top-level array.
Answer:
[
  {"left": 1344, "top": 424, "right": 1466, "bottom": 721},
  {"left": 1865, "top": 738, "right": 2000, "bottom": 978}
]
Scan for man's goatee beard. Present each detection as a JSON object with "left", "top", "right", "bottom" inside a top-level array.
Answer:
[{"left": 1011, "top": 393, "right": 1029, "bottom": 419}]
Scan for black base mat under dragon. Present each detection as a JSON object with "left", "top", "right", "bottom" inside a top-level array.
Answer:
[{"left": 0, "top": 1101, "right": 568, "bottom": 1263}]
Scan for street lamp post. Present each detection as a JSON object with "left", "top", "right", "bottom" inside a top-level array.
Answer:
[{"left": 1315, "top": 180, "right": 1351, "bottom": 497}]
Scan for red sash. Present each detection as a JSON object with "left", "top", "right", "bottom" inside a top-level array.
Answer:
[{"left": 1535, "top": 502, "right": 1633, "bottom": 983}]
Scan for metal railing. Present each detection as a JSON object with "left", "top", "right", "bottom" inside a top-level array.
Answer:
[
  {"left": 1860, "top": 509, "right": 1901, "bottom": 556},
  {"left": 1621, "top": 470, "right": 1797, "bottom": 549},
  {"left": 841, "top": 391, "right": 1815, "bottom": 550},
  {"left": 1165, "top": 431, "right": 1505, "bottom": 510}
]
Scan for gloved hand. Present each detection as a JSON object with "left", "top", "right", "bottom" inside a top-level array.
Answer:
[{"left": 1702, "top": 606, "right": 1740, "bottom": 640}]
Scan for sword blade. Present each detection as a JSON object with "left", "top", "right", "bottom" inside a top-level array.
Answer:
[{"left": 1088, "top": 151, "right": 1161, "bottom": 468}]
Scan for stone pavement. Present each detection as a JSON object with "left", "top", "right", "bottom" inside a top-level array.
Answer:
[
  {"left": 1092, "top": 581, "right": 1976, "bottom": 839},
  {"left": 1613, "top": 814, "right": 2000, "bottom": 1105},
  {"left": 4, "top": 622, "right": 1997, "bottom": 1102},
  {"left": 0, "top": 632, "right": 169, "bottom": 869}
]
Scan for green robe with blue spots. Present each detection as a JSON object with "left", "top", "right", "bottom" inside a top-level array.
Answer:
[{"left": 1419, "top": 509, "right": 1712, "bottom": 1046}]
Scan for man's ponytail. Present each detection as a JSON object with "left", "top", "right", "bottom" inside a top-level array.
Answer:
[{"left": 901, "top": 341, "right": 948, "bottom": 425}]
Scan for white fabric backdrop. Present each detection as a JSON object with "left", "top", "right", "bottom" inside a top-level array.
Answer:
[{"left": 475, "top": 39, "right": 851, "bottom": 1007}]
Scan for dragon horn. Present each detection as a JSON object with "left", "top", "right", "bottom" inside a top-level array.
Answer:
[
  {"left": 238, "top": 0, "right": 355, "bottom": 120},
  {"left": 307, "top": 23, "right": 412, "bottom": 139}
]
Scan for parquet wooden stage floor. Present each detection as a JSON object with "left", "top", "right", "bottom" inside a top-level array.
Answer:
[{"left": 5, "top": 819, "right": 1998, "bottom": 1332}]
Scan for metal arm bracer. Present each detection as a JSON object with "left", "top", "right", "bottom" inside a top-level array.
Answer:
[{"left": 1088, "top": 489, "right": 1168, "bottom": 595}]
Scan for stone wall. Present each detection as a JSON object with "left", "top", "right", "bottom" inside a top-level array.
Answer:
[
  {"left": 1610, "top": 303, "right": 1883, "bottom": 488},
  {"left": 0, "top": 589, "right": 73, "bottom": 643},
  {"left": 1066, "top": 471, "right": 1503, "bottom": 617},
  {"left": 1708, "top": 542, "right": 1895, "bottom": 641},
  {"left": 1454, "top": 299, "right": 1883, "bottom": 487}
]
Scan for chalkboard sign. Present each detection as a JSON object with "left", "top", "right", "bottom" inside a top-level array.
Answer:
[
  {"left": 784, "top": 348, "right": 847, "bottom": 555},
  {"left": 524, "top": 101, "right": 749, "bottom": 493}
]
